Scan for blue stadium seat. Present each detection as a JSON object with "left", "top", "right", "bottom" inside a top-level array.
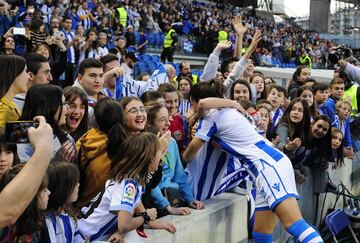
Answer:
[
  {"left": 136, "top": 62, "right": 148, "bottom": 73},
  {"left": 157, "top": 33, "right": 165, "bottom": 48},
  {"left": 151, "top": 55, "right": 160, "bottom": 63},
  {"left": 137, "top": 54, "right": 144, "bottom": 62},
  {"left": 147, "top": 33, "right": 156, "bottom": 47},
  {"left": 173, "top": 63, "right": 180, "bottom": 70},
  {"left": 147, "top": 62, "right": 157, "bottom": 73},
  {"left": 142, "top": 54, "right": 151, "bottom": 62}
]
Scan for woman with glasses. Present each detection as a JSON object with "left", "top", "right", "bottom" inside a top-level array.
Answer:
[{"left": 16, "top": 84, "right": 76, "bottom": 163}]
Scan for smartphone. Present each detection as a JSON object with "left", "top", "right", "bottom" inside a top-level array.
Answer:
[
  {"left": 5, "top": 121, "right": 39, "bottom": 144},
  {"left": 13, "top": 27, "right": 26, "bottom": 36}
]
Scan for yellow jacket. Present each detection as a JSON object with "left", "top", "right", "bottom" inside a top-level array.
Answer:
[
  {"left": 0, "top": 96, "right": 21, "bottom": 128},
  {"left": 76, "top": 128, "right": 110, "bottom": 208}
]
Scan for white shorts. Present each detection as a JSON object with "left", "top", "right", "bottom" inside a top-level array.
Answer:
[{"left": 254, "top": 156, "right": 299, "bottom": 210}]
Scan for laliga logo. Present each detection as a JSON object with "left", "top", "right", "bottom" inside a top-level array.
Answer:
[{"left": 125, "top": 184, "right": 135, "bottom": 197}]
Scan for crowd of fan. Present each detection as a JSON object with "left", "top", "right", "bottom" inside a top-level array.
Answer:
[
  {"left": 0, "top": 0, "right": 352, "bottom": 72},
  {"left": 1, "top": 0, "right": 360, "bottom": 242}
]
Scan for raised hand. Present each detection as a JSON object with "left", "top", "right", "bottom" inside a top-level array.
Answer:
[
  {"left": 216, "top": 40, "right": 232, "bottom": 51},
  {"left": 232, "top": 16, "right": 247, "bottom": 36}
]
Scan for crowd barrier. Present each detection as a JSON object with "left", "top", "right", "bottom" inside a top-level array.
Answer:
[{"left": 146, "top": 192, "right": 249, "bottom": 243}]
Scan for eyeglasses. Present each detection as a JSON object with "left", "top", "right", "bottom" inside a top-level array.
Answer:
[{"left": 126, "top": 107, "right": 147, "bottom": 114}]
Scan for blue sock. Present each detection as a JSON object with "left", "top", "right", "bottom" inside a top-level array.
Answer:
[
  {"left": 287, "top": 219, "right": 323, "bottom": 243},
  {"left": 252, "top": 231, "right": 272, "bottom": 243}
]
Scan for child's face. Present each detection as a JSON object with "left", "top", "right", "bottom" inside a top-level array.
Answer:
[
  {"left": 300, "top": 89, "right": 313, "bottom": 107},
  {"left": 337, "top": 104, "right": 351, "bottom": 120},
  {"left": 233, "top": 83, "right": 250, "bottom": 102},
  {"left": 266, "top": 88, "right": 284, "bottom": 110},
  {"left": 311, "top": 119, "right": 330, "bottom": 139},
  {"left": 69, "top": 182, "right": 80, "bottom": 203},
  {"left": 164, "top": 92, "right": 179, "bottom": 116},
  {"left": 289, "top": 102, "right": 304, "bottom": 124},
  {"left": 153, "top": 107, "right": 170, "bottom": 136},
  {"left": 38, "top": 187, "right": 51, "bottom": 210},
  {"left": 331, "top": 83, "right": 345, "bottom": 100},
  {"left": 332, "top": 132, "right": 343, "bottom": 150},
  {"left": 315, "top": 90, "right": 327, "bottom": 105},
  {"left": 0, "top": 150, "right": 14, "bottom": 176},
  {"left": 257, "top": 107, "right": 270, "bottom": 131}
]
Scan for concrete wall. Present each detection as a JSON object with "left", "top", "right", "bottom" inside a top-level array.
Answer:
[{"left": 146, "top": 193, "right": 248, "bottom": 243}]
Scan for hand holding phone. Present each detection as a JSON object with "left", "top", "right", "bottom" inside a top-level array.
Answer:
[
  {"left": 13, "top": 27, "right": 26, "bottom": 36},
  {"left": 6, "top": 121, "right": 39, "bottom": 144}
]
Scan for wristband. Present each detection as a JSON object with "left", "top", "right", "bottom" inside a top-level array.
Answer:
[{"left": 137, "top": 212, "right": 151, "bottom": 225}]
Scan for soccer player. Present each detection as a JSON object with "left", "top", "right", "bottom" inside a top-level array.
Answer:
[{"left": 183, "top": 81, "right": 323, "bottom": 243}]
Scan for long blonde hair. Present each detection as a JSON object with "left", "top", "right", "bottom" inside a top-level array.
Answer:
[{"left": 110, "top": 132, "right": 160, "bottom": 185}]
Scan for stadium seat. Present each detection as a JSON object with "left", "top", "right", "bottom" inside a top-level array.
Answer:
[
  {"left": 151, "top": 55, "right": 160, "bottom": 63},
  {"left": 142, "top": 54, "right": 151, "bottom": 62},
  {"left": 147, "top": 62, "right": 157, "bottom": 73},
  {"left": 147, "top": 33, "right": 156, "bottom": 47},
  {"left": 136, "top": 62, "right": 148, "bottom": 73}
]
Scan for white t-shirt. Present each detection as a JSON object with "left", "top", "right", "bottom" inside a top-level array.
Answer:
[{"left": 78, "top": 179, "right": 144, "bottom": 242}]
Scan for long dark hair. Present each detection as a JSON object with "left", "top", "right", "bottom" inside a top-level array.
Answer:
[
  {"left": 63, "top": 86, "right": 89, "bottom": 142},
  {"left": 331, "top": 127, "right": 344, "bottom": 167},
  {"left": 94, "top": 98, "right": 128, "bottom": 160},
  {"left": 189, "top": 80, "right": 226, "bottom": 102},
  {"left": 20, "top": 84, "right": 68, "bottom": 144},
  {"left": 278, "top": 98, "right": 311, "bottom": 142},
  {"left": 46, "top": 162, "right": 80, "bottom": 220},
  {"left": 110, "top": 132, "right": 160, "bottom": 185},
  {"left": 0, "top": 164, "right": 48, "bottom": 235},
  {"left": 0, "top": 55, "right": 26, "bottom": 99},
  {"left": 296, "top": 85, "right": 319, "bottom": 119}
]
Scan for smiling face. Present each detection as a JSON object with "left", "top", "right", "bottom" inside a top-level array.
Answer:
[
  {"left": 152, "top": 107, "right": 170, "bottom": 135},
  {"left": 311, "top": 119, "right": 330, "bottom": 139},
  {"left": 331, "top": 83, "right": 345, "bottom": 101},
  {"left": 233, "top": 83, "right": 250, "bottom": 102},
  {"left": 66, "top": 97, "right": 85, "bottom": 132},
  {"left": 164, "top": 92, "right": 179, "bottom": 116},
  {"left": 298, "top": 67, "right": 311, "bottom": 81},
  {"left": 124, "top": 100, "right": 147, "bottom": 133},
  {"left": 289, "top": 102, "right": 304, "bottom": 123}
]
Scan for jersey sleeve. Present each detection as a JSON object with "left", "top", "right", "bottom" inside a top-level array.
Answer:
[
  {"left": 109, "top": 180, "right": 138, "bottom": 214},
  {"left": 195, "top": 116, "right": 217, "bottom": 142}
]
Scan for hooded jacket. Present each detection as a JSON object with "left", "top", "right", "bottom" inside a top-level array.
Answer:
[{"left": 76, "top": 128, "right": 110, "bottom": 208}]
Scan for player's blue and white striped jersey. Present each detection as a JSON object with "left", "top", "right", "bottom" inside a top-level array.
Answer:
[
  {"left": 195, "top": 108, "right": 286, "bottom": 179},
  {"left": 77, "top": 179, "right": 144, "bottom": 242}
]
